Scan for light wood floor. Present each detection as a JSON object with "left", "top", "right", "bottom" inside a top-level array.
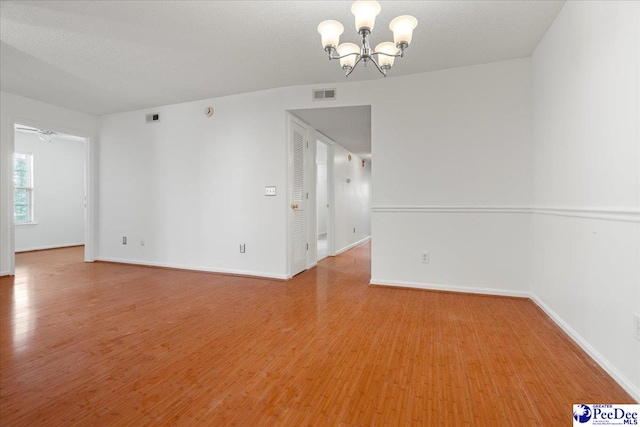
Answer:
[{"left": 0, "top": 244, "right": 633, "bottom": 426}]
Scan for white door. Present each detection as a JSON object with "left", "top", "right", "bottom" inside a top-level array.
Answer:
[{"left": 290, "top": 120, "right": 307, "bottom": 276}]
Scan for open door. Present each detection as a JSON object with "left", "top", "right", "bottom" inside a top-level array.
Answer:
[{"left": 289, "top": 119, "right": 307, "bottom": 276}]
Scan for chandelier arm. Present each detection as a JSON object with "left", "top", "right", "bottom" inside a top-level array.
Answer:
[
  {"left": 372, "top": 43, "right": 407, "bottom": 59},
  {"left": 345, "top": 56, "right": 363, "bottom": 77},
  {"left": 329, "top": 51, "right": 361, "bottom": 61},
  {"left": 372, "top": 50, "right": 403, "bottom": 58},
  {"left": 369, "top": 56, "right": 387, "bottom": 77}
]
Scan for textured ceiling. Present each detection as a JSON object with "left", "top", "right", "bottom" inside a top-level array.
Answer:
[
  {"left": 291, "top": 106, "right": 371, "bottom": 160},
  {"left": 0, "top": 1, "right": 564, "bottom": 116}
]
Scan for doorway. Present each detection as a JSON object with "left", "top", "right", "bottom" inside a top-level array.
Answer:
[
  {"left": 287, "top": 105, "right": 371, "bottom": 276},
  {"left": 316, "top": 140, "right": 330, "bottom": 261},
  {"left": 11, "top": 123, "right": 91, "bottom": 273}
]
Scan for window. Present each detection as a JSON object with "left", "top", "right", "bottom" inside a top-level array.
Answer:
[{"left": 13, "top": 152, "right": 34, "bottom": 224}]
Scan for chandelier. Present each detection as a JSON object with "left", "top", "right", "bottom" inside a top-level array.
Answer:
[{"left": 317, "top": 1, "right": 418, "bottom": 77}]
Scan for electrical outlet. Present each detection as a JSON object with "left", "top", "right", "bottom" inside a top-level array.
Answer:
[
  {"left": 240, "top": 244, "right": 245, "bottom": 254},
  {"left": 634, "top": 313, "right": 640, "bottom": 342},
  {"left": 122, "top": 236, "right": 127, "bottom": 245},
  {"left": 421, "top": 252, "right": 429, "bottom": 263}
]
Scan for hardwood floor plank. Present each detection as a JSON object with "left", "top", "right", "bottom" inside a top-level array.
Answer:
[{"left": 0, "top": 244, "right": 634, "bottom": 426}]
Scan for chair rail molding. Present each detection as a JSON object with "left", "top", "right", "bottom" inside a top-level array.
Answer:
[{"left": 371, "top": 206, "right": 640, "bottom": 222}]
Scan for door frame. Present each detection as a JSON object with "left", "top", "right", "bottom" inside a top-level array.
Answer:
[
  {"left": 316, "top": 133, "right": 336, "bottom": 259},
  {"left": 7, "top": 119, "right": 95, "bottom": 274}
]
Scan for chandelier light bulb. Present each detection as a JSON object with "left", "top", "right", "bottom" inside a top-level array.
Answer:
[
  {"left": 389, "top": 15, "right": 418, "bottom": 46},
  {"left": 337, "top": 43, "right": 360, "bottom": 69},
  {"left": 375, "top": 42, "right": 397, "bottom": 69},
  {"left": 317, "top": 20, "right": 344, "bottom": 50},
  {"left": 351, "top": 1, "right": 381, "bottom": 32}
]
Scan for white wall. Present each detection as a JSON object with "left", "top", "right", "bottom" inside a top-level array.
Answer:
[
  {"left": 0, "top": 92, "right": 98, "bottom": 275},
  {"left": 531, "top": 0, "right": 640, "bottom": 399},
  {"left": 316, "top": 142, "right": 328, "bottom": 237},
  {"left": 100, "top": 61, "right": 529, "bottom": 287},
  {"left": 370, "top": 60, "right": 533, "bottom": 295},
  {"left": 98, "top": 89, "right": 288, "bottom": 279},
  {"left": 14, "top": 131, "right": 85, "bottom": 251},
  {"left": 332, "top": 144, "right": 371, "bottom": 254}
]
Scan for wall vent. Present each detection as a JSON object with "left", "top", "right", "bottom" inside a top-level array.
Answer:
[
  {"left": 313, "top": 88, "right": 336, "bottom": 101},
  {"left": 145, "top": 113, "right": 160, "bottom": 123}
]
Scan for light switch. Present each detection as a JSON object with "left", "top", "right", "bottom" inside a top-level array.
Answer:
[{"left": 265, "top": 186, "right": 276, "bottom": 196}]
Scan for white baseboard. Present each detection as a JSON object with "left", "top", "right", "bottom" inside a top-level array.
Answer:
[
  {"left": 0, "top": 271, "right": 11, "bottom": 277},
  {"left": 369, "top": 278, "right": 530, "bottom": 298},
  {"left": 530, "top": 294, "right": 640, "bottom": 403},
  {"left": 335, "top": 236, "right": 371, "bottom": 255},
  {"left": 94, "top": 257, "right": 288, "bottom": 280},
  {"left": 16, "top": 242, "right": 84, "bottom": 253}
]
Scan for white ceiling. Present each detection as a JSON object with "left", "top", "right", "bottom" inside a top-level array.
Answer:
[
  {"left": 291, "top": 106, "right": 371, "bottom": 160},
  {"left": 1, "top": 1, "right": 564, "bottom": 116}
]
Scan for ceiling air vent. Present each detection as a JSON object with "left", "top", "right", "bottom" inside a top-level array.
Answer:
[
  {"left": 145, "top": 112, "right": 160, "bottom": 123},
  {"left": 313, "top": 88, "right": 336, "bottom": 101}
]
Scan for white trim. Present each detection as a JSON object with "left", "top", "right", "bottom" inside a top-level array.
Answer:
[
  {"left": 530, "top": 294, "right": 640, "bottom": 403},
  {"left": 316, "top": 133, "right": 336, "bottom": 257},
  {"left": 95, "top": 257, "right": 288, "bottom": 280},
  {"left": 335, "top": 236, "right": 371, "bottom": 255},
  {"left": 84, "top": 135, "right": 96, "bottom": 263},
  {"left": 369, "top": 278, "right": 530, "bottom": 298},
  {"left": 0, "top": 271, "right": 11, "bottom": 277},
  {"left": 15, "top": 242, "right": 84, "bottom": 253},
  {"left": 531, "top": 206, "right": 639, "bottom": 222},
  {"left": 7, "top": 122, "right": 16, "bottom": 275},
  {"left": 372, "top": 206, "right": 530, "bottom": 214},
  {"left": 371, "top": 205, "right": 640, "bottom": 222},
  {"left": 15, "top": 222, "right": 39, "bottom": 227}
]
